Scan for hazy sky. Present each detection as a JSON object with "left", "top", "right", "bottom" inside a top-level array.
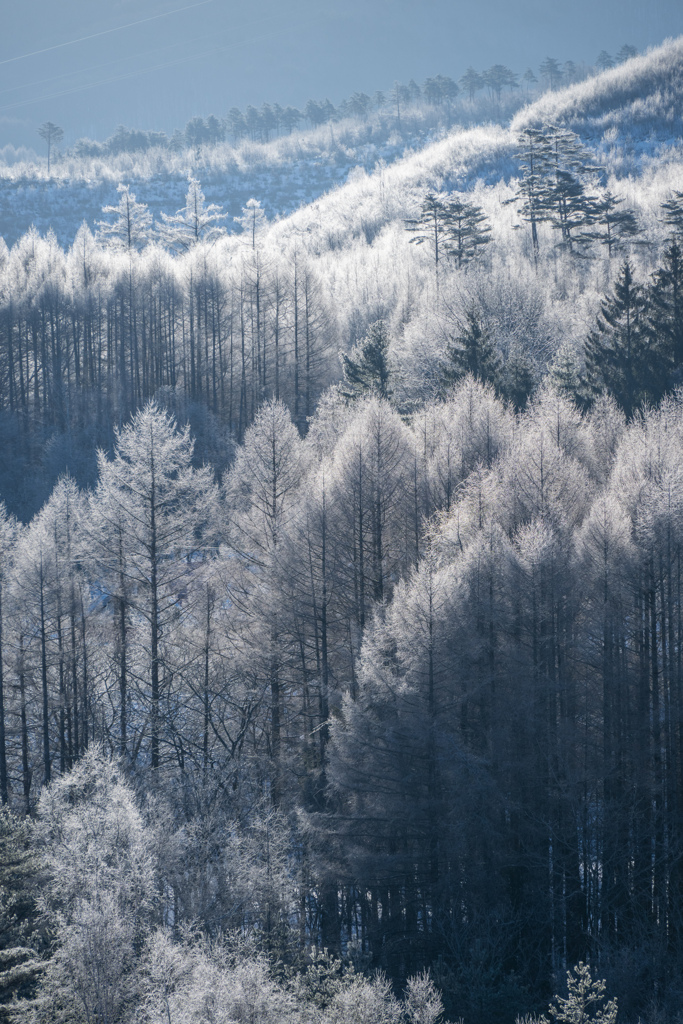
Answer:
[{"left": 1, "top": 0, "right": 683, "bottom": 148}]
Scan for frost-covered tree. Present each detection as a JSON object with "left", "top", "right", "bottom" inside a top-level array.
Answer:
[
  {"left": 235, "top": 199, "right": 267, "bottom": 249},
  {"left": 585, "top": 190, "right": 640, "bottom": 259},
  {"left": 0, "top": 507, "right": 18, "bottom": 805},
  {"left": 34, "top": 748, "right": 156, "bottom": 1024},
  {"left": 97, "top": 184, "right": 153, "bottom": 254},
  {"left": 91, "top": 404, "right": 217, "bottom": 770},
  {"left": 223, "top": 399, "right": 308, "bottom": 804},
  {"left": 157, "top": 178, "right": 227, "bottom": 253},
  {"left": 0, "top": 808, "right": 45, "bottom": 1022},
  {"left": 549, "top": 963, "right": 617, "bottom": 1024},
  {"left": 443, "top": 195, "right": 492, "bottom": 268},
  {"left": 405, "top": 193, "right": 451, "bottom": 285}
]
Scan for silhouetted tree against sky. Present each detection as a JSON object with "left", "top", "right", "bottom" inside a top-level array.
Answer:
[{"left": 37, "top": 122, "right": 63, "bottom": 174}]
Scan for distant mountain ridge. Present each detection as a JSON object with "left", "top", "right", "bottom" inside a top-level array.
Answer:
[{"left": 0, "top": 37, "right": 682, "bottom": 249}]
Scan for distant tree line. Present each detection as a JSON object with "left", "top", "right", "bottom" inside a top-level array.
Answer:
[{"left": 63, "top": 43, "right": 639, "bottom": 160}]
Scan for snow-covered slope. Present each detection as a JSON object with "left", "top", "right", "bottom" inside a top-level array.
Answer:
[
  {"left": 2, "top": 37, "right": 682, "bottom": 249},
  {"left": 255, "top": 37, "right": 683, "bottom": 266}
]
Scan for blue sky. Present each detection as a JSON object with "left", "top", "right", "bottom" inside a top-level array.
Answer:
[{"left": 1, "top": 0, "right": 682, "bottom": 148}]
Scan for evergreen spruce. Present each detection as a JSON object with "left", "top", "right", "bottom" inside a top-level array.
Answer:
[
  {"left": 647, "top": 238, "right": 683, "bottom": 383},
  {"left": 584, "top": 260, "right": 663, "bottom": 417},
  {"left": 499, "top": 346, "right": 536, "bottom": 411},
  {"left": 661, "top": 190, "right": 683, "bottom": 236},
  {"left": 442, "top": 309, "right": 500, "bottom": 390},
  {"left": 548, "top": 342, "right": 585, "bottom": 406},
  {"left": 340, "top": 320, "right": 392, "bottom": 401}
]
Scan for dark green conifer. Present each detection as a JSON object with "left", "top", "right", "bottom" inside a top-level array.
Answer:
[
  {"left": 585, "top": 190, "right": 641, "bottom": 258},
  {"left": 442, "top": 309, "right": 500, "bottom": 389},
  {"left": 405, "top": 193, "right": 450, "bottom": 281},
  {"left": 584, "top": 260, "right": 663, "bottom": 417},
  {"left": 0, "top": 810, "right": 46, "bottom": 1022},
  {"left": 647, "top": 238, "right": 683, "bottom": 383},
  {"left": 499, "top": 347, "right": 535, "bottom": 411},
  {"left": 340, "top": 320, "right": 392, "bottom": 401},
  {"left": 661, "top": 190, "right": 683, "bottom": 236}
]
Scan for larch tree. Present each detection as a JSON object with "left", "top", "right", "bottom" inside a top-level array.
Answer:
[
  {"left": 157, "top": 177, "right": 227, "bottom": 254},
  {"left": 0, "top": 506, "right": 18, "bottom": 805},
  {"left": 235, "top": 199, "right": 267, "bottom": 249},
  {"left": 223, "top": 399, "right": 309, "bottom": 805},
  {"left": 91, "top": 403, "right": 217, "bottom": 771},
  {"left": 97, "top": 184, "right": 153, "bottom": 255},
  {"left": 34, "top": 748, "right": 156, "bottom": 1024}
]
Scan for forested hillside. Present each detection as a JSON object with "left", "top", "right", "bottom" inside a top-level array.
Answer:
[{"left": 1, "top": 35, "right": 683, "bottom": 1024}]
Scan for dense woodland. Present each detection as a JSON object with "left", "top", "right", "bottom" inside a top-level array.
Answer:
[{"left": 2, "top": 38, "right": 683, "bottom": 1024}]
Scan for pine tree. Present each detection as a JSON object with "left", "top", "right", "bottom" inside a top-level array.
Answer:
[
  {"left": 539, "top": 57, "right": 563, "bottom": 89},
  {"left": 407, "top": 192, "right": 491, "bottom": 277},
  {"left": 443, "top": 196, "right": 492, "bottom": 268},
  {"left": 585, "top": 190, "right": 640, "bottom": 258},
  {"left": 596, "top": 51, "right": 616, "bottom": 71},
  {"left": 37, "top": 122, "right": 63, "bottom": 175},
  {"left": 523, "top": 68, "right": 538, "bottom": 92},
  {"left": 584, "top": 260, "right": 662, "bottom": 417},
  {"left": 482, "top": 64, "right": 517, "bottom": 101},
  {"left": 543, "top": 125, "right": 596, "bottom": 252},
  {"left": 459, "top": 67, "right": 484, "bottom": 101},
  {"left": 405, "top": 193, "right": 451, "bottom": 284},
  {"left": 340, "top": 320, "right": 392, "bottom": 401},
  {"left": 616, "top": 44, "right": 638, "bottom": 63}
]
